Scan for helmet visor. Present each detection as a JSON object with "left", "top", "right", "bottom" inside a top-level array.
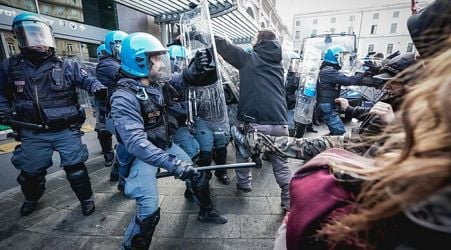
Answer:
[
  {"left": 171, "top": 56, "right": 187, "bottom": 73},
  {"left": 337, "top": 51, "right": 351, "bottom": 67},
  {"left": 14, "top": 21, "right": 55, "bottom": 49},
  {"left": 147, "top": 52, "right": 172, "bottom": 83}
]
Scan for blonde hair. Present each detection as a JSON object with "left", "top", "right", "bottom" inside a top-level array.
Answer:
[{"left": 317, "top": 41, "right": 451, "bottom": 248}]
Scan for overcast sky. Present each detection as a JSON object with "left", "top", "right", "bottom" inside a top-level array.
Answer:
[{"left": 275, "top": 0, "right": 430, "bottom": 28}]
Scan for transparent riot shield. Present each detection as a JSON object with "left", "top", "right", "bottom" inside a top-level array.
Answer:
[
  {"left": 293, "top": 41, "right": 322, "bottom": 124},
  {"left": 180, "top": 0, "right": 229, "bottom": 133}
]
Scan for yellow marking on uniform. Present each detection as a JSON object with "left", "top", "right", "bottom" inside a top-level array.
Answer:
[{"left": 0, "top": 141, "right": 20, "bottom": 154}]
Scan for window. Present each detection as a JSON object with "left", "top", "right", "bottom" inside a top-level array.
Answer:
[
  {"left": 246, "top": 7, "right": 255, "bottom": 19},
  {"left": 393, "top": 11, "right": 400, "bottom": 18},
  {"left": 0, "top": 0, "right": 37, "bottom": 12},
  {"left": 390, "top": 23, "right": 397, "bottom": 33},
  {"left": 330, "top": 28, "right": 335, "bottom": 33},
  {"left": 330, "top": 17, "right": 336, "bottom": 23},
  {"left": 311, "top": 29, "right": 317, "bottom": 36},
  {"left": 348, "top": 26, "right": 354, "bottom": 34},
  {"left": 368, "top": 44, "right": 374, "bottom": 53},
  {"left": 313, "top": 19, "right": 318, "bottom": 25},
  {"left": 295, "top": 31, "right": 300, "bottom": 39},
  {"left": 373, "top": 13, "right": 379, "bottom": 19},
  {"left": 387, "top": 43, "right": 394, "bottom": 55},
  {"left": 66, "top": 43, "right": 74, "bottom": 52},
  {"left": 407, "top": 43, "right": 414, "bottom": 52},
  {"left": 370, "top": 25, "right": 377, "bottom": 34},
  {"left": 295, "top": 20, "right": 301, "bottom": 26},
  {"left": 349, "top": 15, "right": 355, "bottom": 22}
]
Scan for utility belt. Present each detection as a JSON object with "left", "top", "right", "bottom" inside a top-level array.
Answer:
[
  {"left": 317, "top": 89, "right": 340, "bottom": 104},
  {"left": 16, "top": 105, "right": 86, "bottom": 132}
]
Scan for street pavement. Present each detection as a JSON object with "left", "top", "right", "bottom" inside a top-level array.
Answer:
[{"left": 0, "top": 122, "right": 346, "bottom": 250}]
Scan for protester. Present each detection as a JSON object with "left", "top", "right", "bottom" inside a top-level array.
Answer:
[{"left": 215, "top": 29, "right": 292, "bottom": 211}]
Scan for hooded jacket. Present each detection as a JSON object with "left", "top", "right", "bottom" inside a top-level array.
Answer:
[{"left": 215, "top": 36, "right": 287, "bottom": 125}]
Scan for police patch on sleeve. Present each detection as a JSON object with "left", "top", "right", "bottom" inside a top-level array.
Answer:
[{"left": 80, "top": 68, "right": 88, "bottom": 77}]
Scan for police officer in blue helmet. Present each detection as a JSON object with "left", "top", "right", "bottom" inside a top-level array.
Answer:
[
  {"left": 96, "top": 43, "right": 106, "bottom": 59},
  {"left": 110, "top": 33, "right": 227, "bottom": 249},
  {"left": 317, "top": 45, "right": 376, "bottom": 135},
  {"left": 95, "top": 30, "right": 127, "bottom": 181},
  {"left": 0, "top": 13, "right": 107, "bottom": 216}
]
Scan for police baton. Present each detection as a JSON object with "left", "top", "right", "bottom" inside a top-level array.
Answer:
[
  {"left": 7, "top": 120, "right": 45, "bottom": 130},
  {"left": 156, "top": 162, "right": 256, "bottom": 179}
]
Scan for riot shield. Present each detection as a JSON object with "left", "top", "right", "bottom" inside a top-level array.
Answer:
[
  {"left": 293, "top": 40, "right": 322, "bottom": 124},
  {"left": 180, "top": 0, "right": 229, "bottom": 133}
]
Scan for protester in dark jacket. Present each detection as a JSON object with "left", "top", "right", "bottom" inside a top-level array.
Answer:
[{"left": 215, "top": 30, "right": 292, "bottom": 210}]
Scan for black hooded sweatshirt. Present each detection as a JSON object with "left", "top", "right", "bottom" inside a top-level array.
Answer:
[{"left": 214, "top": 36, "right": 287, "bottom": 125}]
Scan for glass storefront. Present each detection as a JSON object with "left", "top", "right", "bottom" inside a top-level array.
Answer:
[{"left": 0, "top": 0, "right": 37, "bottom": 12}]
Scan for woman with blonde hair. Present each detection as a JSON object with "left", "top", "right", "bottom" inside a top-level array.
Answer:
[{"left": 313, "top": 40, "right": 451, "bottom": 249}]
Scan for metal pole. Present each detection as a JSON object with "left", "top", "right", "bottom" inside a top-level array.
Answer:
[{"left": 156, "top": 162, "right": 257, "bottom": 179}]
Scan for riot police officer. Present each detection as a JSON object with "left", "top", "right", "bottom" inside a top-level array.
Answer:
[
  {"left": 95, "top": 31, "right": 127, "bottom": 182},
  {"left": 0, "top": 13, "right": 107, "bottom": 216},
  {"left": 317, "top": 45, "right": 375, "bottom": 135},
  {"left": 110, "top": 33, "right": 227, "bottom": 249}
]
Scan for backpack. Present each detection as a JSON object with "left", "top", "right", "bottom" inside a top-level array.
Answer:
[{"left": 285, "top": 148, "right": 373, "bottom": 250}]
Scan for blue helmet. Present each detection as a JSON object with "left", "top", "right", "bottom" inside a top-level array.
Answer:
[
  {"left": 12, "top": 13, "right": 55, "bottom": 49},
  {"left": 168, "top": 45, "right": 188, "bottom": 73},
  {"left": 104, "top": 30, "right": 128, "bottom": 59},
  {"left": 120, "top": 32, "right": 171, "bottom": 82},
  {"left": 323, "top": 45, "right": 347, "bottom": 65},
  {"left": 96, "top": 44, "right": 105, "bottom": 58},
  {"left": 168, "top": 45, "right": 188, "bottom": 59}
]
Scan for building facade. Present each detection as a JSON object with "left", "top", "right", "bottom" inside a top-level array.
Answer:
[
  {"left": 0, "top": 0, "right": 161, "bottom": 62},
  {"left": 238, "top": 0, "right": 292, "bottom": 50},
  {"left": 291, "top": 3, "right": 429, "bottom": 58}
]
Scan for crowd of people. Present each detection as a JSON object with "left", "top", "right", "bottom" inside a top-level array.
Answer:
[{"left": 0, "top": 0, "right": 449, "bottom": 249}]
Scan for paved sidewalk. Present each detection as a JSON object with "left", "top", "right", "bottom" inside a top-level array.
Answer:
[{"left": 0, "top": 143, "right": 305, "bottom": 250}]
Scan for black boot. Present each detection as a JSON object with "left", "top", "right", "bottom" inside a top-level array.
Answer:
[
  {"left": 117, "top": 175, "right": 125, "bottom": 193},
  {"left": 212, "top": 147, "right": 230, "bottom": 185},
  {"left": 104, "top": 150, "right": 115, "bottom": 167},
  {"left": 294, "top": 123, "right": 307, "bottom": 138},
  {"left": 97, "top": 129, "right": 113, "bottom": 167},
  {"left": 306, "top": 123, "right": 318, "bottom": 133},
  {"left": 110, "top": 161, "right": 119, "bottom": 181},
  {"left": 17, "top": 170, "right": 46, "bottom": 216},
  {"left": 64, "top": 163, "right": 95, "bottom": 216},
  {"left": 129, "top": 208, "right": 161, "bottom": 250},
  {"left": 198, "top": 206, "right": 228, "bottom": 224}
]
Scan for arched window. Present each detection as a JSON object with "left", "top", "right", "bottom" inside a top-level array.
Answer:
[
  {"left": 246, "top": 7, "right": 255, "bottom": 19},
  {"left": 261, "top": 22, "right": 265, "bottom": 28}
]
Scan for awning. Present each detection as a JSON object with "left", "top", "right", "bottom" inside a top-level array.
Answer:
[{"left": 115, "top": 0, "right": 259, "bottom": 43}]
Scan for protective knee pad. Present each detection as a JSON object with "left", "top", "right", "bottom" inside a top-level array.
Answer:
[
  {"left": 17, "top": 170, "right": 46, "bottom": 202},
  {"left": 196, "top": 151, "right": 212, "bottom": 167},
  {"left": 64, "top": 163, "right": 93, "bottom": 201},
  {"left": 131, "top": 208, "right": 161, "bottom": 250},
  {"left": 97, "top": 129, "right": 113, "bottom": 153},
  {"left": 212, "top": 147, "right": 227, "bottom": 165}
]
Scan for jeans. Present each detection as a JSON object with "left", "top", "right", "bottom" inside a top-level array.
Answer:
[
  {"left": 287, "top": 109, "right": 295, "bottom": 130},
  {"left": 318, "top": 103, "right": 346, "bottom": 135},
  {"left": 122, "top": 144, "right": 191, "bottom": 248},
  {"left": 173, "top": 126, "right": 200, "bottom": 159},
  {"left": 193, "top": 119, "right": 230, "bottom": 152}
]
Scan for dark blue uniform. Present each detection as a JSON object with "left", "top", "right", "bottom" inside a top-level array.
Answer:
[
  {"left": 317, "top": 66, "right": 368, "bottom": 135},
  {"left": 0, "top": 53, "right": 104, "bottom": 215},
  {"left": 95, "top": 54, "right": 121, "bottom": 175}
]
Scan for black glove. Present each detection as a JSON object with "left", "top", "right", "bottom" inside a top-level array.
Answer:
[
  {"left": 182, "top": 49, "right": 218, "bottom": 86},
  {"left": 363, "top": 61, "right": 381, "bottom": 75},
  {"left": 0, "top": 110, "right": 12, "bottom": 125},
  {"left": 94, "top": 86, "right": 108, "bottom": 101},
  {"left": 172, "top": 160, "right": 199, "bottom": 181}
]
